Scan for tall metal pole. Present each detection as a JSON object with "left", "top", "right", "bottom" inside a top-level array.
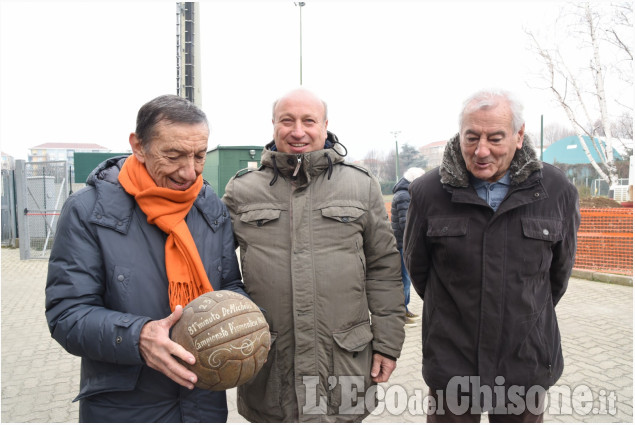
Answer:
[
  {"left": 391, "top": 131, "right": 401, "bottom": 182},
  {"left": 540, "top": 114, "right": 544, "bottom": 161},
  {"left": 295, "top": 2, "right": 305, "bottom": 85},
  {"left": 176, "top": 2, "right": 202, "bottom": 107}
]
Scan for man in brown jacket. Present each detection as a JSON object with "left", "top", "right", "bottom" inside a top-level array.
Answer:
[
  {"left": 404, "top": 89, "right": 580, "bottom": 422},
  {"left": 223, "top": 88, "right": 405, "bottom": 422}
]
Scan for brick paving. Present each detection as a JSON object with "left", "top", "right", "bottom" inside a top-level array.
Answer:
[{"left": 1, "top": 247, "right": 632, "bottom": 422}]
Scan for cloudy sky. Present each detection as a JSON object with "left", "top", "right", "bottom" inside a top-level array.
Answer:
[{"left": 0, "top": 1, "right": 626, "bottom": 162}]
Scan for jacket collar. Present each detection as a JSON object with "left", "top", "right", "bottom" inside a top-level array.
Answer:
[
  {"left": 259, "top": 131, "right": 347, "bottom": 184},
  {"left": 86, "top": 156, "right": 223, "bottom": 234},
  {"left": 439, "top": 133, "right": 543, "bottom": 188}
]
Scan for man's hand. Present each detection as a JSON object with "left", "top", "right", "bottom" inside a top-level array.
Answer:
[
  {"left": 370, "top": 353, "right": 396, "bottom": 383},
  {"left": 139, "top": 305, "right": 197, "bottom": 390}
]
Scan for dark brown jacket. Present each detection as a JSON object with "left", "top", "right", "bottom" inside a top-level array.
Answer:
[{"left": 404, "top": 135, "right": 580, "bottom": 404}]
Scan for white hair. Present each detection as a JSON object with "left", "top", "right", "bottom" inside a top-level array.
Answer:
[
  {"left": 404, "top": 167, "right": 425, "bottom": 182},
  {"left": 459, "top": 88, "right": 525, "bottom": 133}
]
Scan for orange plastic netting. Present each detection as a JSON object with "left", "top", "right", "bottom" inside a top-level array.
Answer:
[{"left": 575, "top": 208, "right": 633, "bottom": 275}]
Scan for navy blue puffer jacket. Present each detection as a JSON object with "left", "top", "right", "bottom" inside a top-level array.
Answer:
[
  {"left": 45, "top": 156, "right": 246, "bottom": 422},
  {"left": 391, "top": 177, "right": 411, "bottom": 250}
]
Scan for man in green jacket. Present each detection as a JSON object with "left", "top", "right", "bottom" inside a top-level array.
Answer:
[{"left": 223, "top": 88, "right": 405, "bottom": 422}]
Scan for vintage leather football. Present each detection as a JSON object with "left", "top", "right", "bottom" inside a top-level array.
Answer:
[{"left": 171, "top": 290, "right": 270, "bottom": 391}]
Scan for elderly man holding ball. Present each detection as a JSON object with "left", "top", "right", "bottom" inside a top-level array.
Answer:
[{"left": 45, "top": 95, "right": 247, "bottom": 422}]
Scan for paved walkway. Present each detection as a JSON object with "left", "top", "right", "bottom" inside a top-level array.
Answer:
[{"left": 1, "top": 247, "right": 632, "bottom": 422}]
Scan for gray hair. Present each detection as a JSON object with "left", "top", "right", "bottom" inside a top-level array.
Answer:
[
  {"left": 404, "top": 167, "right": 425, "bottom": 182},
  {"left": 271, "top": 88, "right": 328, "bottom": 122},
  {"left": 135, "top": 94, "right": 208, "bottom": 148},
  {"left": 459, "top": 89, "right": 524, "bottom": 133}
]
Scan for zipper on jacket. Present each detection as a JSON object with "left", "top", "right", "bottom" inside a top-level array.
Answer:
[{"left": 291, "top": 155, "right": 302, "bottom": 180}]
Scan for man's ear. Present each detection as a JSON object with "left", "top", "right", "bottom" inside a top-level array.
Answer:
[
  {"left": 516, "top": 123, "right": 525, "bottom": 149},
  {"left": 129, "top": 133, "right": 145, "bottom": 164}
]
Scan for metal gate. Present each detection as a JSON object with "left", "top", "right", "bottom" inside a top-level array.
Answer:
[
  {"left": 1, "top": 169, "right": 17, "bottom": 247},
  {"left": 15, "top": 160, "right": 69, "bottom": 259}
]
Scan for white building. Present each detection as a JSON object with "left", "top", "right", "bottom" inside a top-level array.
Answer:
[{"left": 28, "top": 143, "right": 110, "bottom": 163}]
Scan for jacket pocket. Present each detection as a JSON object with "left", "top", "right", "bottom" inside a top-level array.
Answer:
[
  {"left": 320, "top": 205, "right": 366, "bottom": 223},
  {"left": 239, "top": 208, "right": 281, "bottom": 227},
  {"left": 426, "top": 217, "right": 469, "bottom": 237},
  {"left": 74, "top": 360, "right": 141, "bottom": 401},
  {"left": 513, "top": 302, "right": 556, "bottom": 386},
  {"left": 329, "top": 322, "right": 374, "bottom": 411},
  {"left": 426, "top": 217, "right": 469, "bottom": 277},
  {"left": 520, "top": 217, "right": 563, "bottom": 271},
  {"left": 520, "top": 217, "right": 563, "bottom": 242},
  {"left": 238, "top": 332, "right": 282, "bottom": 417}
]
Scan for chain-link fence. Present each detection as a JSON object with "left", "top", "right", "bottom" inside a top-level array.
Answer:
[{"left": 16, "top": 160, "right": 69, "bottom": 259}]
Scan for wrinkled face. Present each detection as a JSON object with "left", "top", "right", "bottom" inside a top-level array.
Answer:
[
  {"left": 130, "top": 121, "right": 209, "bottom": 190},
  {"left": 460, "top": 100, "right": 524, "bottom": 183},
  {"left": 273, "top": 90, "right": 328, "bottom": 154}
]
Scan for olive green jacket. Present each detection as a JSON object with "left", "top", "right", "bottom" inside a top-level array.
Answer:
[{"left": 223, "top": 139, "right": 405, "bottom": 422}]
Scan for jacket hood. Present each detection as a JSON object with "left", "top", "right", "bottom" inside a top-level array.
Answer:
[
  {"left": 261, "top": 131, "right": 348, "bottom": 186},
  {"left": 439, "top": 133, "right": 542, "bottom": 188},
  {"left": 392, "top": 177, "right": 410, "bottom": 194},
  {"left": 86, "top": 155, "right": 129, "bottom": 186}
]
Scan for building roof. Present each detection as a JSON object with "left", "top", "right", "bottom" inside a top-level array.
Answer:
[
  {"left": 30, "top": 142, "right": 110, "bottom": 150},
  {"left": 420, "top": 140, "right": 448, "bottom": 149},
  {"left": 542, "top": 135, "right": 623, "bottom": 165}
]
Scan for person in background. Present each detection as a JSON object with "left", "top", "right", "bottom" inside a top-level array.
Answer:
[
  {"left": 45, "top": 94, "right": 245, "bottom": 422},
  {"left": 404, "top": 88, "right": 580, "bottom": 422},
  {"left": 391, "top": 167, "right": 425, "bottom": 326},
  {"left": 223, "top": 87, "right": 406, "bottom": 422}
]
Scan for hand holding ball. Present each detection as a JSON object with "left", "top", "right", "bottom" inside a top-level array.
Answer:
[{"left": 171, "top": 291, "right": 270, "bottom": 391}]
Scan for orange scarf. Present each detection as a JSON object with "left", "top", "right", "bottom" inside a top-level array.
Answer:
[{"left": 118, "top": 155, "right": 213, "bottom": 312}]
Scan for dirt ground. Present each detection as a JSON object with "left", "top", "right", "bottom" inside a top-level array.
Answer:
[{"left": 579, "top": 196, "right": 628, "bottom": 208}]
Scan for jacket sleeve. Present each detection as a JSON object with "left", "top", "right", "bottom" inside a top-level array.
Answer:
[
  {"left": 550, "top": 184, "right": 581, "bottom": 306},
  {"left": 390, "top": 190, "right": 410, "bottom": 248},
  {"left": 396, "top": 191, "right": 411, "bottom": 234},
  {"left": 45, "top": 192, "right": 151, "bottom": 365},
  {"left": 217, "top": 200, "right": 248, "bottom": 298},
  {"left": 363, "top": 176, "right": 406, "bottom": 359},
  {"left": 403, "top": 181, "right": 430, "bottom": 299}
]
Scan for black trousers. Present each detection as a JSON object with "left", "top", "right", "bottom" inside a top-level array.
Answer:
[{"left": 426, "top": 388, "right": 545, "bottom": 423}]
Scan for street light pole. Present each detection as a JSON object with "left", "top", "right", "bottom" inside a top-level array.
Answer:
[
  {"left": 294, "top": 2, "right": 306, "bottom": 85},
  {"left": 391, "top": 131, "right": 401, "bottom": 182}
]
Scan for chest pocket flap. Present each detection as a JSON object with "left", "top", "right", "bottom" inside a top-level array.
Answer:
[
  {"left": 239, "top": 208, "right": 281, "bottom": 226},
  {"left": 321, "top": 206, "right": 366, "bottom": 223},
  {"left": 427, "top": 217, "right": 469, "bottom": 237},
  {"left": 332, "top": 322, "right": 373, "bottom": 352},
  {"left": 521, "top": 217, "right": 563, "bottom": 242}
]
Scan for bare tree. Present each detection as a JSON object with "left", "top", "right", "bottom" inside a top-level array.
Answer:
[
  {"left": 612, "top": 111, "right": 633, "bottom": 140},
  {"left": 543, "top": 122, "right": 576, "bottom": 146},
  {"left": 607, "top": 2, "right": 633, "bottom": 90},
  {"left": 381, "top": 150, "right": 397, "bottom": 183},
  {"left": 362, "top": 149, "right": 383, "bottom": 178},
  {"left": 526, "top": 1, "right": 632, "bottom": 187}
]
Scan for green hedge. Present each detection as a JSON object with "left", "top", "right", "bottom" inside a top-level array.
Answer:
[{"left": 380, "top": 181, "right": 396, "bottom": 195}]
